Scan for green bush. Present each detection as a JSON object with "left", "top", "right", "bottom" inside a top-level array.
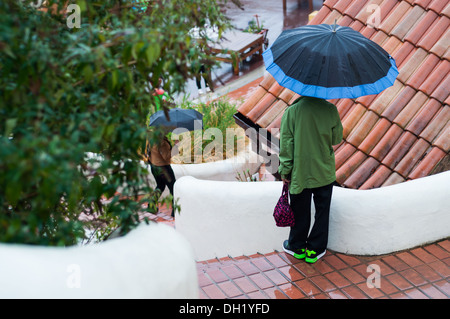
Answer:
[
  {"left": 0, "top": 0, "right": 238, "bottom": 245},
  {"left": 173, "top": 97, "right": 246, "bottom": 163}
]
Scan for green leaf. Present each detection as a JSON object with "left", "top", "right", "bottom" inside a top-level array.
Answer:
[
  {"left": 82, "top": 65, "right": 93, "bottom": 83},
  {"left": 145, "top": 43, "right": 161, "bottom": 65},
  {"left": 4, "top": 118, "right": 17, "bottom": 137}
]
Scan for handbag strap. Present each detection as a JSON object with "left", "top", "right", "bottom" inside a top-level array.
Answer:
[{"left": 282, "top": 182, "right": 289, "bottom": 195}]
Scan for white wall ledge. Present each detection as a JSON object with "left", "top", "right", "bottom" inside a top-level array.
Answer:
[
  {"left": 174, "top": 171, "right": 450, "bottom": 260},
  {"left": 0, "top": 223, "right": 198, "bottom": 299}
]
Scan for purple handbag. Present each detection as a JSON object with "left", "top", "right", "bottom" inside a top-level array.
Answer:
[{"left": 273, "top": 182, "right": 295, "bottom": 227}]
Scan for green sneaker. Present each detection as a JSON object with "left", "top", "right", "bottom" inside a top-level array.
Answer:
[
  {"left": 283, "top": 240, "right": 306, "bottom": 260},
  {"left": 305, "top": 249, "right": 326, "bottom": 263}
]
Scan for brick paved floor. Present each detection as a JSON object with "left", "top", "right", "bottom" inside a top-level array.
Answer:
[
  {"left": 149, "top": 204, "right": 449, "bottom": 299},
  {"left": 196, "top": 239, "right": 450, "bottom": 299}
]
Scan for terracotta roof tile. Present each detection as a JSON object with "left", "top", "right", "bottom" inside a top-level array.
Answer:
[
  {"left": 391, "top": 5, "right": 426, "bottom": 40},
  {"left": 379, "top": 1, "right": 412, "bottom": 34},
  {"left": 408, "top": 146, "right": 447, "bottom": 179},
  {"left": 235, "top": 0, "right": 450, "bottom": 190},
  {"left": 378, "top": 0, "right": 403, "bottom": 23},
  {"left": 332, "top": 0, "right": 352, "bottom": 14},
  {"left": 391, "top": 41, "right": 415, "bottom": 65},
  {"left": 323, "top": 0, "right": 339, "bottom": 8},
  {"left": 347, "top": 111, "right": 381, "bottom": 148},
  {"left": 335, "top": 143, "right": 357, "bottom": 169},
  {"left": 381, "top": 36, "right": 403, "bottom": 55},
  {"left": 370, "top": 29, "right": 390, "bottom": 46},
  {"left": 342, "top": 103, "right": 367, "bottom": 139},
  {"left": 442, "top": 47, "right": 450, "bottom": 60},
  {"left": 406, "top": 53, "right": 441, "bottom": 88},
  {"left": 393, "top": 91, "right": 429, "bottom": 128},
  {"left": 405, "top": 98, "right": 442, "bottom": 135},
  {"left": 355, "top": 93, "right": 378, "bottom": 109},
  {"left": 259, "top": 74, "right": 276, "bottom": 90},
  {"left": 336, "top": 151, "right": 368, "bottom": 184},
  {"left": 343, "top": 157, "right": 380, "bottom": 188},
  {"left": 336, "top": 99, "right": 356, "bottom": 119},
  {"left": 360, "top": 164, "right": 393, "bottom": 189},
  {"left": 256, "top": 99, "right": 287, "bottom": 128},
  {"left": 349, "top": 19, "right": 365, "bottom": 32},
  {"left": 322, "top": 10, "right": 344, "bottom": 25},
  {"left": 309, "top": 5, "right": 332, "bottom": 25},
  {"left": 278, "top": 88, "right": 296, "bottom": 104},
  {"left": 443, "top": 2, "right": 450, "bottom": 17},
  {"left": 369, "top": 123, "right": 405, "bottom": 160},
  {"left": 338, "top": 15, "right": 354, "bottom": 27},
  {"left": 246, "top": 93, "right": 277, "bottom": 122},
  {"left": 267, "top": 81, "right": 285, "bottom": 97},
  {"left": 430, "top": 72, "right": 450, "bottom": 101},
  {"left": 382, "top": 131, "right": 418, "bottom": 168},
  {"left": 397, "top": 48, "right": 428, "bottom": 83},
  {"left": 237, "top": 86, "right": 267, "bottom": 115},
  {"left": 417, "top": 16, "right": 450, "bottom": 51},
  {"left": 288, "top": 93, "right": 301, "bottom": 104},
  {"left": 381, "top": 172, "right": 406, "bottom": 186},
  {"left": 358, "top": 117, "right": 392, "bottom": 154},
  {"left": 333, "top": 140, "right": 345, "bottom": 153},
  {"left": 433, "top": 123, "right": 450, "bottom": 151},
  {"left": 381, "top": 86, "right": 417, "bottom": 121},
  {"left": 419, "top": 106, "right": 450, "bottom": 144},
  {"left": 429, "top": 28, "right": 450, "bottom": 58},
  {"left": 343, "top": 0, "right": 369, "bottom": 17},
  {"left": 394, "top": 138, "right": 431, "bottom": 177},
  {"left": 404, "top": 9, "right": 438, "bottom": 44},
  {"left": 426, "top": 0, "right": 449, "bottom": 13},
  {"left": 369, "top": 80, "right": 404, "bottom": 114},
  {"left": 419, "top": 60, "right": 450, "bottom": 95},
  {"left": 412, "top": 0, "right": 432, "bottom": 10}
]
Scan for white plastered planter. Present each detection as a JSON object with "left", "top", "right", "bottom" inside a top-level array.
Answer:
[
  {"left": 174, "top": 171, "right": 450, "bottom": 260},
  {"left": 0, "top": 223, "right": 198, "bottom": 299}
]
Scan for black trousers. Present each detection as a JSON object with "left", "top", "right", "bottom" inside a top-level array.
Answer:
[
  {"left": 288, "top": 182, "right": 334, "bottom": 253},
  {"left": 150, "top": 164, "right": 176, "bottom": 215}
]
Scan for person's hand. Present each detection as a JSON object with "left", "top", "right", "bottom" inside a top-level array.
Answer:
[{"left": 282, "top": 177, "right": 290, "bottom": 184}]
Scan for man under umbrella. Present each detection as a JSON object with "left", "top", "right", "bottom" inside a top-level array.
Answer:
[
  {"left": 145, "top": 130, "right": 177, "bottom": 217},
  {"left": 264, "top": 23, "right": 399, "bottom": 263},
  {"left": 146, "top": 108, "right": 203, "bottom": 217}
]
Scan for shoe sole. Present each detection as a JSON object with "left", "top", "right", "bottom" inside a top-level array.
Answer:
[
  {"left": 305, "top": 250, "right": 326, "bottom": 263},
  {"left": 283, "top": 244, "right": 306, "bottom": 260}
]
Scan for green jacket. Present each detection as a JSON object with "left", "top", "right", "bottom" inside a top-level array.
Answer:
[{"left": 278, "top": 97, "right": 343, "bottom": 194}]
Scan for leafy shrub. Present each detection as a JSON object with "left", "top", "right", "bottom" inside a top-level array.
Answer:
[
  {"left": 172, "top": 97, "right": 247, "bottom": 163},
  {"left": 0, "top": 0, "right": 238, "bottom": 245}
]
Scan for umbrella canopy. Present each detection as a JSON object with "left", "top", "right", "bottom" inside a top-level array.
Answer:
[
  {"left": 263, "top": 24, "right": 399, "bottom": 99},
  {"left": 149, "top": 108, "right": 203, "bottom": 131}
]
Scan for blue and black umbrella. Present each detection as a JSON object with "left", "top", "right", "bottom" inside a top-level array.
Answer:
[
  {"left": 263, "top": 24, "right": 399, "bottom": 99},
  {"left": 149, "top": 108, "right": 203, "bottom": 131}
]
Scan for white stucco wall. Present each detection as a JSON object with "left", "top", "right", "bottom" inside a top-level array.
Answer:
[
  {"left": 0, "top": 223, "right": 198, "bottom": 299},
  {"left": 174, "top": 171, "right": 450, "bottom": 260}
]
